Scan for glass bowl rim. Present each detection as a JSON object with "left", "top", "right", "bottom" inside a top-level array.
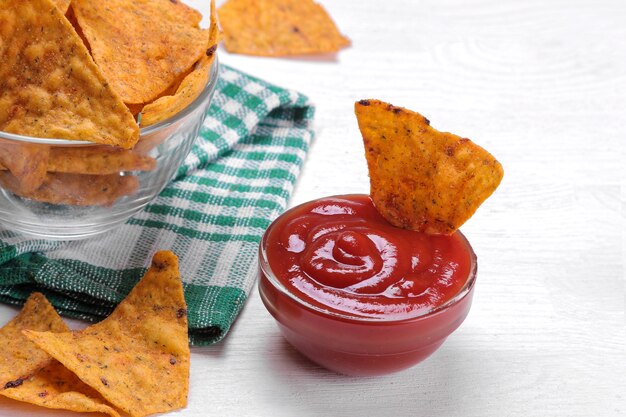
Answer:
[
  {"left": 259, "top": 193, "right": 478, "bottom": 324},
  {"left": 0, "top": 56, "right": 220, "bottom": 146}
]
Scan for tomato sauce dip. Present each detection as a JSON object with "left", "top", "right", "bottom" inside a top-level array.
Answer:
[{"left": 259, "top": 194, "right": 477, "bottom": 376}]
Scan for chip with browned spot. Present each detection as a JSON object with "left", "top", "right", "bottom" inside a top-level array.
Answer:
[
  {"left": 24, "top": 251, "right": 190, "bottom": 417},
  {"left": 0, "top": 172, "right": 139, "bottom": 206},
  {"left": 72, "top": 0, "right": 209, "bottom": 105},
  {"left": 0, "top": 293, "right": 120, "bottom": 417},
  {"left": 141, "top": 0, "right": 219, "bottom": 126},
  {"left": 355, "top": 99, "right": 504, "bottom": 235},
  {"left": 0, "top": 0, "right": 139, "bottom": 149},
  {"left": 218, "top": 0, "right": 350, "bottom": 56}
]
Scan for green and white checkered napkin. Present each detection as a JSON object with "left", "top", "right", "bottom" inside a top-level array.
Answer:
[{"left": 0, "top": 64, "right": 314, "bottom": 345}]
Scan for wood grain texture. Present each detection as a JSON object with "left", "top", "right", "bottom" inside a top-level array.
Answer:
[{"left": 0, "top": 0, "right": 624, "bottom": 416}]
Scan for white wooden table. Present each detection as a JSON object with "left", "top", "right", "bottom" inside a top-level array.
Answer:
[{"left": 1, "top": 0, "right": 625, "bottom": 416}]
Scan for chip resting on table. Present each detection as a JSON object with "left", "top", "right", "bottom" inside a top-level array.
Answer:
[
  {"left": 0, "top": 293, "right": 119, "bottom": 416},
  {"left": 23, "top": 251, "right": 190, "bottom": 417},
  {"left": 218, "top": 0, "right": 350, "bottom": 56}
]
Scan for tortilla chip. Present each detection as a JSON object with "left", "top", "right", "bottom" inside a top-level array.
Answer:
[
  {"left": 0, "top": 143, "right": 49, "bottom": 193},
  {"left": 218, "top": 0, "right": 350, "bottom": 56},
  {"left": 72, "top": 0, "right": 209, "bottom": 104},
  {"left": 24, "top": 251, "right": 190, "bottom": 417},
  {"left": 0, "top": 0, "right": 139, "bottom": 149},
  {"left": 141, "top": 0, "right": 219, "bottom": 126},
  {"left": 355, "top": 99, "right": 504, "bottom": 235},
  {"left": 0, "top": 172, "right": 139, "bottom": 206},
  {"left": 0, "top": 293, "right": 120, "bottom": 417},
  {"left": 0, "top": 293, "right": 68, "bottom": 389}
]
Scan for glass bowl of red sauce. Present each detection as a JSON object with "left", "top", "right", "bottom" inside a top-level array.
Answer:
[{"left": 258, "top": 194, "right": 477, "bottom": 376}]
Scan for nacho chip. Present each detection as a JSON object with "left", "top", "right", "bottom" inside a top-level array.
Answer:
[
  {"left": 218, "top": 0, "right": 350, "bottom": 56},
  {"left": 0, "top": 172, "right": 139, "bottom": 206},
  {"left": 72, "top": 0, "right": 209, "bottom": 104},
  {"left": 0, "top": 143, "right": 49, "bottom": 193},
  {"left": 141, "top": 0, "right": 219, "bottom": 126},
  {"left": 24, "top": 251, "right": 190, "bottom": 417},
  {"left": 0, "top": 0, "right": 139, "bottom": 149},
  {"left": 0, "top": 293, "right": 120, "bottom": 417},
  {"left": 0, "top": 293, "right": 68, "bottom": 389},
  {"left": 355, "top": 99, "right": 504, "bottom": 235}
]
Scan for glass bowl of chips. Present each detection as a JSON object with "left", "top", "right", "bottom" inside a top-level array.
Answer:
[
  {"left": 0, "top": 0, "right": 220, "bottom": 240},
  {"left": 0, "top": 58, "right": 218, "bottom": 240}
]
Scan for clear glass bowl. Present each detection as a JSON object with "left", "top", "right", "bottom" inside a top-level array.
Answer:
[
  {"left": 0, "top": 59, "right": 218, "bottom": 240},
  {"left": 258, "top": 196, "right": 478, "bottom": 376}
]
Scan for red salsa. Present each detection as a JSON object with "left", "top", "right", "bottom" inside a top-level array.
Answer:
[{"left": 264, "top": 194, "right": 473, "bottom": 319}]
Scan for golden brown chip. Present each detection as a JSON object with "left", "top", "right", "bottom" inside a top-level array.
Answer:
[
  {"left": 0, "top": 143, "right": 49, "bottom": 193},
  {"left": 0, "top": 0, "right": 139, "bottom": 149},
  {"left": 141, "top": 0, "right": 219, "bottom": 126},
  {"left": 72, "top": 0, "right": 209, "bottom": 104},
  {"left": 355, "top": 99, "right": 504, "bottom": 235},
  {"left": 0, "top": 293, "right": 120, "bottom": 417},
  {"left": 0, "top": 293, "right": 68, "bottom": 389},
  {"left": 24, "top": 251, "right": 190, "bottom": 417},
  {"left": 218, "top": 0, "right": 350, "bottom": 56},
  {"left": 0, "top": 172, "right": 139, "bottom": 206}
]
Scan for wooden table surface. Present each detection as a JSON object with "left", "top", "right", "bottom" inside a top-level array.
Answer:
[{"left": 1, "top": 0, "right": 624, "bottom": 416}]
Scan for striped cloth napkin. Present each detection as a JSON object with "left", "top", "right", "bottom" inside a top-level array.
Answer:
[{"left": 0, "top": 64, "right": 315, "bottom": 345}]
